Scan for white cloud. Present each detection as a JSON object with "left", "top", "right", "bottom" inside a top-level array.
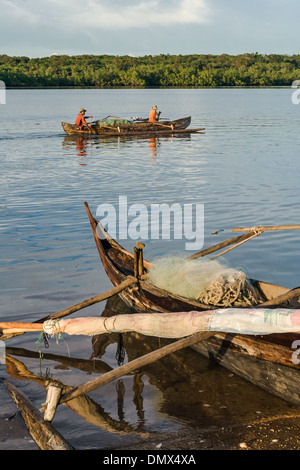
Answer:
[
  {"left": 72, "top": 0, "right": 211, "bottom": 29},
  {"left": 1, "top": 0, "right": 211, "bottom": 30},
  {"left": 1, "top": 0, "right": 39, "bottom": 24}
]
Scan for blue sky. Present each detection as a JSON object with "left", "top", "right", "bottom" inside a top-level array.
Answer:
[{"left": 1, "top": 0, "right": 299, "bottom": 58}]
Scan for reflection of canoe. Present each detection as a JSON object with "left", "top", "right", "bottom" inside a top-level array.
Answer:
[
  {"left": 5, "top": 352, "right": 143, "bottom": 437},
  {"left": 94, "top": 296, "right": 297, "bottom": 421},
  {"left": 85, "top": 203, "right": 300, "bottom": 405},
  {"left": 61, "top": 116, "right": 204, "bottom": 136}
]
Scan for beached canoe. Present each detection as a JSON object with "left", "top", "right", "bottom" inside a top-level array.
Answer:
[
  {"left": 84, "top": 202, "right": 300, "bottom": 405},
  {"left": 61, "top": 116, "right": 204, "bottom": 136}
]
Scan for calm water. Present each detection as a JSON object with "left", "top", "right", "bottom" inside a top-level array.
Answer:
[{"left": 1, "top": 88, "right": 300, "bottom": 449}]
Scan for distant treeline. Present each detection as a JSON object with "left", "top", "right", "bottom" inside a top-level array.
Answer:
[{"left": 1, "top": 53, "right": 300, "bottom": 88}]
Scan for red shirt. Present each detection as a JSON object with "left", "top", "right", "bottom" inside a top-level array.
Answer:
[{"left": 75, "top": 113, "right": 87, "bottom": 129}]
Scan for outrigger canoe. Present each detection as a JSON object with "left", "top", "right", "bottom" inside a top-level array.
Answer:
[
  {"left": 84, "top": 202, "right": 300, "bottom": 406},
  {"left": 61, "top": 116, "right": 205, "bottom": 136}
]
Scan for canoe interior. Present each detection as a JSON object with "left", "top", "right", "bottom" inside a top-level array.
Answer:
[{"left": 86, "top": 204, "right": 297, "bottom": 311}]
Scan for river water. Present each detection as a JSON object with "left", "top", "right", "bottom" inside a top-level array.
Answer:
[{"left": 0, "top": 87, "right": 300, "bottom": 450}]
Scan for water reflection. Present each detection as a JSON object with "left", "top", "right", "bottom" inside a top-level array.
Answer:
[
  {"left": 3, "top": 293, "right": 296, "bottom": 450},
  {"left": 75, "top": 138, "right": 87, "bottom": 159},
  {"left": 62, "top": 133, "right": 193, "bottom": 164},
  {"left": 148, "top": 137, "right": 159, "bottom": 160},
  {"left": 5, "top": 351, "right": 144, "bottom": 436}
]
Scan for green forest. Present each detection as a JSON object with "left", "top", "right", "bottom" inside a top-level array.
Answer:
[{"left": 1, "top": 53, "right": 300, "bottom": 88}]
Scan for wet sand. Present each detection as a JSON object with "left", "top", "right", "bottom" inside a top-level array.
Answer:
[
  {"left": 117, "top": 414, "right": 300, "bottom": 450},
  {"left": 1, "top": 406, "right": 300, "bottom": 451},
  {"left": 1, "top": 349, "right": 300, "bottom": 451}
]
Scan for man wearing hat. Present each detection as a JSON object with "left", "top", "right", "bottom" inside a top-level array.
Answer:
[
  {"left": 149, "top": 105, "right": 161, "bottom": 123},
  {"left": 75, "top": 108, "right": 93, "bottom": 130}
]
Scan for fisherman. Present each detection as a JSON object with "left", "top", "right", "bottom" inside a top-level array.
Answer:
[
  {"left": 75, "top": 108, "right": 93, "bottom": 130},
  {"left": 149, "top": 105, "right": 161, "bottom": 123}
]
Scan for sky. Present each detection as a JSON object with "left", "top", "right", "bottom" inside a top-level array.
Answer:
[{"left": 0, "top": 0, "right": 299, "bottom": 58}]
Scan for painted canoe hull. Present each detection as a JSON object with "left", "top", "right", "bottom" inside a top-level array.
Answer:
[{"left": 84, "top": 202, "right": 300, "bottom": 405}]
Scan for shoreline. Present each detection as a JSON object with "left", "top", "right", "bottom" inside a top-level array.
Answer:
[
  {"left": 1, "top": 394, "right": 299, "bottom": 451},
  {"left": 116, "top": 413, "right": 300, "bottom": 451}
]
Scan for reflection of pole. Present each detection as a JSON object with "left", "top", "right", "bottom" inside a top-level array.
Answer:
[
  {"left": 5, "top": 353, "right": 144, "bottom": 436},
  {"left": 116, "top": 379, "right": 125, "bottom": 422},
  {"left": 59, "top": 330, "right": 216, "bottom": 407},
  {"left": 133, "top": 373, "right": 145, "bottom": 424}
]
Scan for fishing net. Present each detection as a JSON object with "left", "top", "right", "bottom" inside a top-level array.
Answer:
[
  {"left": 97, "top": 119, "right": 132, "bottom": 126},
  {"left": 148, "top": 256, "right": 261, "bottom": 307}
]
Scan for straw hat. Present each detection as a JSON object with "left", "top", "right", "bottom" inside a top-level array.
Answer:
[
  {"left": 80, "top": 108, "right": 87, "bottom": 113},
  {"left": 152, "top": 105, "right": 158, "bottom": 109}
]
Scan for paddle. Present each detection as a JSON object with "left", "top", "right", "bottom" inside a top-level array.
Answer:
[{"left": 87, "top": 116, "right": 94, "bottom": 133}]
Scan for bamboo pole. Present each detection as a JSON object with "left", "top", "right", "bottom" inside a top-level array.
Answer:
[
  {"left": 38, "top": 275, "right": 139, "bottom": 323},
  {"left": 0, "top": 275, "right": 141, "bottom": 338},
  {"left": 259, "top": 286, "right": 300, "bottom": 307},
  {"left": 98, "top": 124, "right": 120, "bottom": 131},
  {"left": 152, "top": 121, "right": 174, "bottom": 130},
  {"left": 0, "top": 322, "right": 43, "bottom": 334},
  {"left": 4, "top": 381, "right": 74, "bottom": 450},
  {"left": 232, "top": 225, "right": 300, "bottom": 232},
  {"left": 59, "top": 331, "right": 216, "bottom": 405},
  {"left": 211, "top": 231, "right": 263, "bottom": 259},
  {"left": 188, "top": 231, "right": 262, "bottom": 259}
]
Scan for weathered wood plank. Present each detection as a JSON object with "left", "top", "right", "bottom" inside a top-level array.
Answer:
[{"left": 4, "top": 381, "right": 74, "bottom": 450}]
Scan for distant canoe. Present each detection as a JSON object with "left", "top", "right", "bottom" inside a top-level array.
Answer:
[{"left": 61, "top": 116, "right": 205, "bottom": 136}]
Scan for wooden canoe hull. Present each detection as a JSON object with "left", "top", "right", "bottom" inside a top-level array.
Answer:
[
  {"left": 193, "top": 337, "right": 300, "bottom": 405},
  {"left": 61, "top": 116, "right": 204, "bottom": 136},
  {"left": 84, "top": 203, "right": 300, "bottom": 405}
]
